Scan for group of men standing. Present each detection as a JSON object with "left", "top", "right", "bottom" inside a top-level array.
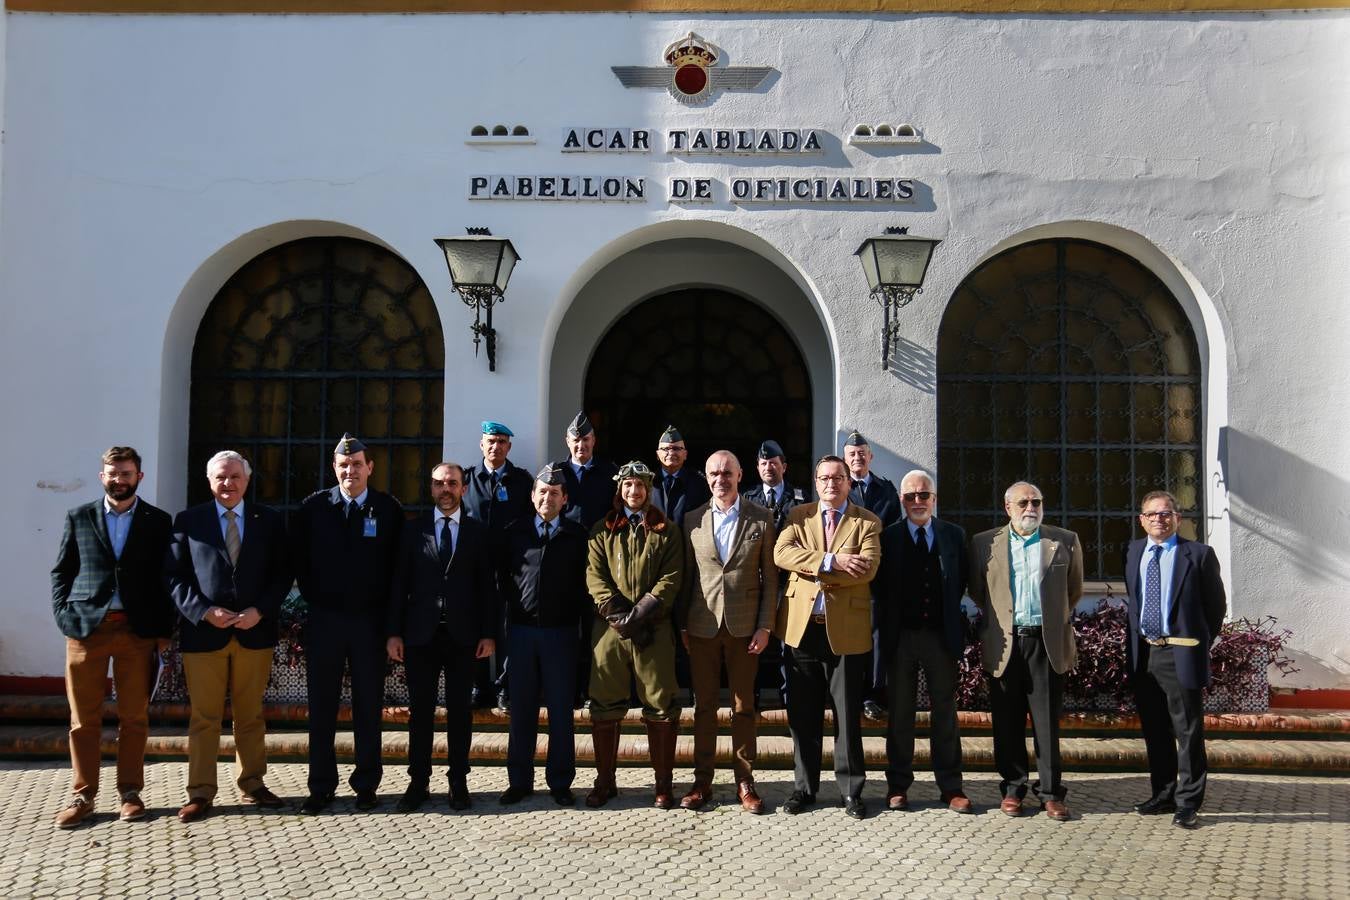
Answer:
[{"left": 49, "top": 419, "right": 1226, "bottom": 832}]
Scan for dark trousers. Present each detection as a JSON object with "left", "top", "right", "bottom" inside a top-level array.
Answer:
[
  {"left": 786, "top": 621, "right": 866, "bottom": 799},
  {"left": 886, "top": 628, "right": 962, "bottom": 795},
  {"left": 406, "top": 625, "right": 477, "bottom": 788},
  {"left": 865, "top": 597, "right": 886, "bottom": 704},
  {"left": 305, "top": 607, "right": 386, "bottom": 795},
  {"left": 575, "top": 611, "right": 594, "bottom": 703},
  {"left": 1135, "top": 643, "right": 1208, "bottom": 809},
  {"left": 755, "top": 636, "right": 791, "bottom": 704},
  {"left": 506, "top": 624, "right": 578, "bottom": 792},
  {"left": 988, "top": 630, "right": 1065, "bottom": 801}
]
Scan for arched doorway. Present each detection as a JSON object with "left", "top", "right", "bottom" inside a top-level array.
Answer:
[
  {"left": 187, "top": 236, "right": 445, "bottom": 513},
  {"left": 583, "top": 288, "right": 812, "bottom": 479},
  {"left": 937, "top": 238, "right": 1203, "bottom": 581}
]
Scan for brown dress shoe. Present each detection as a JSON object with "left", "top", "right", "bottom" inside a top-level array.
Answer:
[
  {"left": 886, "top": 791, "right": 909, "bottom": 812},
  {"left": 736, "top": 782, "right": 764, "bottom": 815},
  {"left": 941, "top": 791, "right": 974, "bottom": 814},
  {"left": 1042, "top": 799, "right": 1071, "bottom": 821},
  {"left": 54, "top": 795, "right": 94, "bottom": 829},
  {"left": 241, "top": 786, "right": 285, "bottom": 808},
  {"left": 680, "top": 783, "right": 712, "bottom": 811},
  {"left": 1000, "top": 796, "right": 1023, "bottom": 817},
  {"left": 177, "top": 798, "right": 212, "bottom": 824},
  {"left": 119, "top": 792, "right": 147, "bottom": 822}
]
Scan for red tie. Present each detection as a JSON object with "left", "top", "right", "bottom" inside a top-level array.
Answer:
[{"left": 824, "top": 507, "right": 839, "bottom": 549}]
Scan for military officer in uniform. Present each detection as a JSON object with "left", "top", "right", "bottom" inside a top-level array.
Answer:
[
  {"left": 650, "top": 424, "right": 711, "bottom": 528},
  {"left": 584, "top": 461, "right": 683, "bottom": 810},
  {"left": 292, "top": 434, "right": 403, "bottom": 815},
  {"left": 463, "top": 420, "right": 533, "bottom": 711},
  {"left": 842, "top": 431, "right": 901, "bottom": 720}
]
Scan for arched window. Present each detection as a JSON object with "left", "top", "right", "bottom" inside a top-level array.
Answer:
[
  {"left": 188, "top": 237, "right": 444, "bottom": 513},
  {"left": 937, "top": 239, "right": 1203, "bottom": 581}
]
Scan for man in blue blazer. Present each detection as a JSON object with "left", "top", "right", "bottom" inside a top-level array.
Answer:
[
  {"left": 1123, "top": 490, "right": 1227, "bottom": 829},
  {"left": 387, "top": 462, "right": 498, "bottom": 812},
  {"left": 166, "top": 450, "right": 292, "bottom": 823}
]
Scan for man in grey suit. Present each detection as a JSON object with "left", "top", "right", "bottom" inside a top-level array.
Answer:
[
  {"left": 969, "top": 481, "right": 1083, "bottom": 822},
  {"left": 677, "top": 451, "right": 777, "bottom": 814}
]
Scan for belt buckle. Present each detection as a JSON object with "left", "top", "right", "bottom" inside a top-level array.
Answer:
[{"left": 811, "top": 614, "right": 827, "bottom": 625}]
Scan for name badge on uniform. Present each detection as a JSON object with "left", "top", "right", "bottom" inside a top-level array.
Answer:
[
  {"left": 363, "top": 517, "right": 378, "bottom": 538},
  {"left": 495, "top": 483, "right": 509, "bottom": 502}
]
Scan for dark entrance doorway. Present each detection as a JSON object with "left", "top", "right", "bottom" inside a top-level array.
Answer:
[{"left": 583, "top": 288, "right": 812, "bottom": 485}]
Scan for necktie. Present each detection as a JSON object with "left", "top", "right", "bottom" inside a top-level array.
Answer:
[
  {"left": 439, "top": 517, "right": 454, "bottom": 566},
  {"left": 1142, "top": 545, "right": 1164, "bottom": 640},
  {"left": 824, "top": 507, "right": 839, "bottom": 549},
  {"left": 540, "top": 521, "right": 552, "bottom": 541},
  {"left": 915, "top": 526, "right": 928, "bottom": 555},
  {"left": 765, "top": 487, "right": 775, "bottom": 506},
  {"left": 223, "top": 509, "right": 241, "bottom": 566},
  {"left": 852, "top": 480, "right": 865, "bottom": 497},
  {"left": 630, "top": 512, "right": 643, "bottom": 530},
  {"left": 347, "top": 501, "right": 361, "bottom": 526},
  {"left": 665, "top": 475, "right": 676, "bottom": 494}
]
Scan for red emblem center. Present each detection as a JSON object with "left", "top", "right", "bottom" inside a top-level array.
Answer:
[{"left": 673, "top": 64, "right": 708, "bottom": 96}]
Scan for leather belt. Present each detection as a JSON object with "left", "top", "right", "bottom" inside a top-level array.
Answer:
[
  {"left": 1014, "top": 625, "right": 1041, "bottom": 637},
  {"left": 1144, "top": 636, "right": 1200, "bottom": 647},
  {"left": 810, "top": 614, "right": 827, "bottom": 625},
  {"left": 103, "top": 610, "right": 129, "bottom": 622}
]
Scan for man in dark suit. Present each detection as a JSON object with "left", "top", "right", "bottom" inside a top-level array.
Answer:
[
  {"left": 1123, "top": 490, "right": 1227, "bottom": 829},
  {"left": 969, "top": 481, "right": 1083, "bottom": 822},
  {"left": 842, "top": 431, "right": 901, "bottom": 721},
  {"left": 551, "top": 411, "right": 619, "bottom": 707},
  {"left": 743, "top": 439, "right": 806, "bottom": 707},
  {"left": 50, "top": 446, "right": 174, "bottom": 829},
  {"left": 387, "top": 462, "right": 498, "bottom": 812},
  {"left": 874, "top": 470, "right": 972, "bottom": 814},
  {"left": 292, "top": 433, "right": 403, "bottom": 815},
  {"left": 463, "top": 420, "right": 533, "bottom": 711},
  {"left": 165, "top": 450, "right": 291, "bottom": 823},
  {"left": 496, "top": 465, "right": 589, "bottom": 807},
  {"left": 774, "top": 455, "right": 882, "bottom": 820},
  {"left": 650, "top": 424, "right": 711, "bottom": 528}
]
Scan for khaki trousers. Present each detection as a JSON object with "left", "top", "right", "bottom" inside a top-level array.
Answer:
[
  {"left": 64, "top": 615, "right": 157, "bottom": 800},
  {"left": 688, "top": 626, "right": 759, "bottom": 784},
  {"left": 589, "top": 619, "right": 678, "bottom": 723},
  {"left": 182, "top": 637, "right": 274, "bottom": 801}
]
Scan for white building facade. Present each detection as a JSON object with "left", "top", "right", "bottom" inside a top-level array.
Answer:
[{"left": 1, "top": 2, "right": 1347, "bottom": 687}]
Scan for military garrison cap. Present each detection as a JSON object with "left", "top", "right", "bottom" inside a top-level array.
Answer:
[
  {"left": 614, "top": 460, "right": 656, "bottom": 485},
  {"left": 844, "top": 431, "right": 870, "bottom": 447},
  {"left": 481, "top": 421, "right": 514, "bottom": 437},
  {"left": 535, "top": 464, "right": 567, "bottom": 486},
  {"left": 758, "top": 439, "right": 786, "bottom": 460},
  {"left": 658, "top": 424, "right": 684, "bottom": 444},
  {"left": 566, "top": 411, "right": 594, "bottom": 439},
  {"left": 334, "top": 433, "right": 367, "bottom": 456}
]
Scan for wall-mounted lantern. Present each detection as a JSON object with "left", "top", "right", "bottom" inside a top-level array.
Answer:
[
  {"left": 854, "top": 226, "right": 941, "bottom": 370},
  {"left": 435, "top": 228, "right": 521, "bottom": 372}
]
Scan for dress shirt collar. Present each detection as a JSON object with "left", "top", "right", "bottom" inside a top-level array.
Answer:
[
  {"left": 1010, "top": 526, "right": 1040, "bottom": 545},
  {"left": 215, "top": 499, "right": 244, "bottom": 520},
  {"left": 104, "top": 496, "right": 138, "bottom": 517},
  {"left": 712, "top": 497, "right": 741, "bottom": 518},
  {"left": 435, "top": 507, "right": 462, "bottom": 527},
  {"left": 906, "top": 519, "right": 930, "bottom": 543},
  {"left": 1147, "top": 534, "right": 1179, "bottom": 551},
  {"left": 339, "top": 488, "right": 369, "bottom": 508},
  {"left": 821, "top": 500, "right": 849, "bottom": 517}
]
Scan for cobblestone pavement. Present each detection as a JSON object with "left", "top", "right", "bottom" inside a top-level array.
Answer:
[{"left": 1, "top": 761, "right": 1346, "bottom": 899}]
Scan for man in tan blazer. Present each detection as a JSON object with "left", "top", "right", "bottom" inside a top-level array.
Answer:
[
  {"left": 677, "top": 450, "right": 777, "bottom": 814},
  {"left": 969, "top": 481, "right": 1084, "bottom": 822},
  {"left": 773, "top": 454, "right": 882, "bottom": 820}
]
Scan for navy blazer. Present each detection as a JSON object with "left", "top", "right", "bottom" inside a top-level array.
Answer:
[
  {"left": 388, "top": 511, "right": 500, "bottom": 648},
  {"left": 849, "top": 473, "right": 902, "bottom": 529},
  {"left": 291, "top": 486, "right": 403, "bottom": 614},
  {"left": 874, "top": 517, "right": 970, "bottom": 659},
  {"left": 51, "top": 498, "right": 174, "bottom": 640},
  {"left": 1123, "top": 536, "right": 1227, "bottom": 690},
  {"left": 166, "top": 501, "right": 292, "bottom": 652}
]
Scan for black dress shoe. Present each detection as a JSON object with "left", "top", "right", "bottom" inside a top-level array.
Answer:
[
  {"left": 449, "top": 787, "right": 472, "bottom": 811},
  {"left": 844, "top": 796, "right": 867, "bottom": 820},
  {"left": 496, "top": 690, "right": 511, "bottom": 713},
  {"left": 300, "top": 793, "right": 334, "bottom": 816},
  {"left": 1173, "top": 807, "right": 1200, "bottom": 829},
  {"left": 782, "top": 790, "right": 815, "bottom": 815},
  {"left": 551, "top": 788, "right": 576, "bottom": 807},
  {"left": 396, "top": 786, "right": 429, "bottom": 813},
  {"left": 862, "top": 700, "right": 886, "bottom": 721},
  {"left": 498, "top": 786, "right": 533, "bottom": 805},
  {"left": 1134, "top": 796, "right": 1177, "bottom": 816},
  {"left": 354, "top": 790, "right": 380, "bottom": 811}
]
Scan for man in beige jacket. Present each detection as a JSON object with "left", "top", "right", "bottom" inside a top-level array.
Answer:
[
  {"left": 677, "top": 450, "right": 777, "bottom": 814},
  {"left": 969, "top": 481, "right": 1084, "bottom": 822}
]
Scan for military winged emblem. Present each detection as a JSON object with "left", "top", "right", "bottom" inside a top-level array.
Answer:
[{"left": 612, "top": 32, "right": 773, "bottom": 106}]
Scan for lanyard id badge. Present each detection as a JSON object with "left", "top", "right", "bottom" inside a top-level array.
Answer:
[{"left": 363, "top": 514, "right": 378, "bottom": 538}]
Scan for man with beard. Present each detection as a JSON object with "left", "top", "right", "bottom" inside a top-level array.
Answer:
[
  {"left": 969, "top": 481, "right": 1083, "bottom": 822},
  {"left": 50, "top": 446, "right": 174, "bottom": 828},
  {"left": 292, "top": 434, "right": 403, "bottom": 815},
  {"left": 584, "top": 461, "right": 683, "bottom": 810},
  {"left": 387, "top": 462, "right": 497, "bottom": 812}
]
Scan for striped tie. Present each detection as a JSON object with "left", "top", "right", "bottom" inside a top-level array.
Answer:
[{"left": 223, "top": 509, "right": 241, "bottom": 566}]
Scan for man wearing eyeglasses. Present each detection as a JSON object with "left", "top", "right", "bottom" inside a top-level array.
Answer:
[
  {"left": 650, "top": 424, "right": 711, "bottom": 528},
  {"left": 969, "top": 481, "right": 1083, "bottom": 822},
  {"left": 873, "top": 470, "right": 972, "bottom": 814},
  {"left": 774, "top": 455, "right": 882, "bottom": 820},
  {"left": 1123, "top": 491, "right": 1226, "bottom": 830}
]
